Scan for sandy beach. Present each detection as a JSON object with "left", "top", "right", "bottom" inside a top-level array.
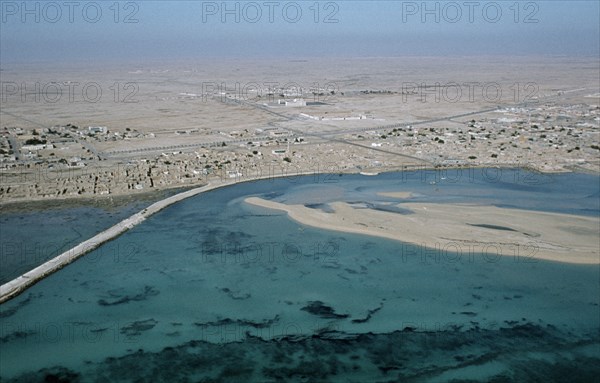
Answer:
[
  {"left": 2, "top": 1, "right": 600, "bottom": 380},
  {"left": 245, "top": 197, "right": 600, "bottom": 264}
]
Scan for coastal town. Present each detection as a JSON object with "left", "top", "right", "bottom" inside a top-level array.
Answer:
[
  {"left": 2, "top": 0, "right": 600, "bottom": 381},
  {"left": 1, "top": 90, "right": 598, "bottom": 202}
]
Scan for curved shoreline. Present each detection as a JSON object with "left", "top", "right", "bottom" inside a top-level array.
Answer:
[
  {"left": 1, "top": 165, "right": 598, "bottom": 304},
  {"left": 0, "top": 171, "right": 318, "bottom": 304},
  {"left": 0, "top": 183, "right": 209, "bottom": 304},
  {"left": 245, "top": 197, "right": 600, "bottom": 265},
  {"left": 1, "top": 162, "right": 596, "bottom": 207}
]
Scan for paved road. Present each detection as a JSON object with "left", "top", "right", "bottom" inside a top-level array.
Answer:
[
  {"left": 315, "top": 107, "right": 501, "bottom": 137},
  {"left": 0, "top": 110, "right": 102, "bottom": 161},
  {"left": 2, "top": 87, "right": 591, "bottom": 163},
  {"left": 235, "top": 98, "right": 438, "bottom": 164},
  {"left": 102, "top": 134, "right": 295, "bottom": 157},
  {"left": 219, "top": 87, "right": 593, "bottom": 165}
]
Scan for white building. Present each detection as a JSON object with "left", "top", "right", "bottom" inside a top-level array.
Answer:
[
  {"left": 88, "top": 126, "right": 107, "bottom": 134},
  {"left": 21, "top": 144, "right": 54, "bottom": 151},
  {"left": 268, "top": 129, "right": 289, "bottom": 138},
  {"left": 278, "top": 98, "right": 306, "bottom": 107},
  {"left": 68, "top": 157, "right": 86, "bottom": 168}
]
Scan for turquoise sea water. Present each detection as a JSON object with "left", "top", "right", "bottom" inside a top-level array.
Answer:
[
  {"left": 0, "top": 191, "right": 184, "bottom": 284},
  {"left": 0, "top": 169, "right": 599, "bottom": 382}
]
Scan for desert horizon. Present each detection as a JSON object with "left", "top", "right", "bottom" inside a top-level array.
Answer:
[{"left": 1, "top": 1, "right": 599, "bottom": 382}]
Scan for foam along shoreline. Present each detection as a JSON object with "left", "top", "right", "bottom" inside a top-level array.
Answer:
[{"left": 244, "top": 197, "right": 600, "bottom": 265}]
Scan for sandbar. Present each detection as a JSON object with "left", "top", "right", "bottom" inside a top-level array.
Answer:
[{"left": 245, "top": 197, "right": 600, "bottom": 264}]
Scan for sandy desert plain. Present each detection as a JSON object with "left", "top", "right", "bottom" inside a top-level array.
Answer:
[
  {"left": 0, "top": 55, "right": 598, "bottom": 286},
  {"left": 0, "top": 55, "right": 599, "bottom": 381},
  {"left": 1, "top": 56, "right": 599, "bottom": 204}
]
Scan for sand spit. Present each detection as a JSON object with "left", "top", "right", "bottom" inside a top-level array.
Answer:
[
  {"left": 245, "top": 197, "right": 600, "bottom": 264},
  {"left": 0, "top": 171, "right": 328, "bottom": 304},
  {"left": 0, "top": 183, "right": 210, "bottom": 304}
]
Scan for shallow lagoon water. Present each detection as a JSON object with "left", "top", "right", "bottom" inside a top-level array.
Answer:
[
  {"left": 1, "top": 169, "right": 599, "bottom": 382},
  {"left": 0, "top": 190, "right": 182, "bottom": 284}
]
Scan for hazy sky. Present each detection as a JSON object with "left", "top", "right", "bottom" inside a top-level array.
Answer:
[{"left": 1, "top": 1, "right": 599, "bottom": 63}]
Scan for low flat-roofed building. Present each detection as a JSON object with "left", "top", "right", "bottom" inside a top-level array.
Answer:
[
  {"left": 277, "top": 98, "right": 306, "bottom": 107},
  {"left": 88, "top": 126, "right": 107, "bottom": 134},
  {"left": 21, "top": 144, "right": 54, "bottom": 151}
]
